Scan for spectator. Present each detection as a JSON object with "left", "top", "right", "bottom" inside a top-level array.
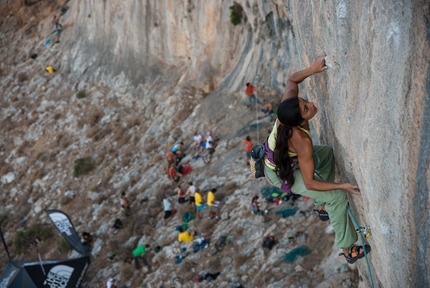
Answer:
[
  {"left": 193, "top": 132, "right": 203, "bottom": 150},
  {"left": 132, "top": 244, "right": 151, "bottom": 270},
  {"left": 177, "top": 185, "right": 186, "bottom": 204},
  {"left": 245, "top": 82, "right": 259, "bottom": 110},
  {"left": 258, "top": 100, "right": 274, "bottom": 120},
  {"left": 177, "top": 227, "right": 196, "bottom": 249},
  {"left": 169, "top": 164, "right": 183, "bottom": 186},
  {"left": 106, "top": 278, "right": 114, "bottom": 288},
  {"left": 243, "top": 136, "right": 252, "bottom": 165},
  {"left": 207, "top": 188, "right": 220, "bottom": 220},
  {"left": 162, "top": 194, "right": 172, "bottom": 226},
  {"left": 251, "top": 196, "right": 268, "bottom": 222},
  {"left": 194, "top": 188, "right": 207, "bottom": 219},
  {"left": 199, "top": 131, "right": 216, "bottom": 153},
  {"left": 120, "top": 192, "right": 131, "bottom": 217},
  {"left": 185, "top": 182, "right": 196, "bottom": 212},
  {"left": 164, "top": 151, "right": 177, "bottom": 175}
]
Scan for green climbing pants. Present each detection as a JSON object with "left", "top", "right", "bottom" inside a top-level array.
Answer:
[{"left": 264, "top": 145, "right": 357, "bottom": 249}]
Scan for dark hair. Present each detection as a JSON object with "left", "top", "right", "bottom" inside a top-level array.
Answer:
[
  {"left": 246, "top": 136, "right": 251, "bottom": 141},
  {"left": 246, "top": 82, "right": 250, "bottom": 87},
  {"left": 180, "top": 142, "right": 184, "bottom": 145},
  {"left": 252, "top": 195, "right": 259, "bottom": 201},
  {"left": 211, "top": 188, "right": 217, "bottom": 193},
  {"left": 178, "top": 227, "right": 184, "bottom": 233},
  {"left": 121, "top": 192, "right": 125, "bottom": 196},
  {"left": 274, "top": 97, "right": 304, "bottom": 185},
  {"left": 188, "top": 182, "right": 193, "bottom": 185}
]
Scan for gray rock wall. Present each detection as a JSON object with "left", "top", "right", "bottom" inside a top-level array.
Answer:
[
  {"left": 287, "top": 1, "right": 430, "bottom": 287},
  {"left": 60, "top": 0, "right": 429, "bottom": 287}
]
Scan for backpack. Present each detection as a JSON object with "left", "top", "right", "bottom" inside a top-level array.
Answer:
[
  {"left": 250, "top": 141, "right": 267, "bottom": 178},
  {"left": 182, "top": 164, "right": 192, "bottom": 175},
  {"left": 183, "top": 212, "right": 195, "bottom": 223},
  {"left": 215, "top": 236, "right": 228, "bottom": 252},
  {"left": 113, "top": 219, "right": 122, "bottom": 229},
  {"left": 262, "top": 235, "right": 275, "bottom": 250}
]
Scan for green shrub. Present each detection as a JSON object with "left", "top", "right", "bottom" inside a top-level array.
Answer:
[
  {"left": 14, "top": 225, "right": 51, "bottom": 255},
  {"left": 57, "top": 238, "right": 71, "bottom": 254},
  {"left": 73, "top": 157, "right": 93, "bottom": 177},
  {"left": 76, "top": 91, "right": 86, "bottom": 99},
  {"left": 230, "top": 5, "right": 241, "bottom": 26}
]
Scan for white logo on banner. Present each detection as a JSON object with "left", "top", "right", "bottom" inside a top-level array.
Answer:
[
  {"left": 49, "top": 212, "right": 73, "bottom": 236},
  {"left": 43, "top": 265, "right": 74, "bottom": 288},
  {"left": 0, "top": 270, "right": 16, "bottom": 288}
]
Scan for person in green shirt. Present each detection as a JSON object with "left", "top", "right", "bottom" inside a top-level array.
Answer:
[{"left": 132, "top": 244, "right": 150, "bottom": 270}]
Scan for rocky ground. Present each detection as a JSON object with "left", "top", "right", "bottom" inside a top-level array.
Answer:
[{"left": 0, "top": 1, "right": 360, "bottom": 287}]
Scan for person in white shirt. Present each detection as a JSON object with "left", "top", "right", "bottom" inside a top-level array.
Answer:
[
  {"left": 185, "top": 181, "right": 197, "bottom": 212},
  {"left": 193, "top": 132, "right": 202, "bottom": 150},
  {"left": 106, "top": 277, "right": 114, "bottom": 288},
  {"left": 162, "top": 194, "right": 173, "bottom": 226}
]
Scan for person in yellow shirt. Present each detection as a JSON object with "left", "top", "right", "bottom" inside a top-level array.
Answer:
[
  {"left": 45, "top": 65, "right": 55, "bottom": 74},
  {"left": 177, "top": 227, "right": 196, "bottom": 249},
  {"left": 207, "top": 188, "right": 220, "bottom": 219},
  {"left": 194, "top": 188, "right": 207, "bottom": 219}
]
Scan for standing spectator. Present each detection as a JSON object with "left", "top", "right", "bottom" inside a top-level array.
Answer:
[
  {"left": 185, "top": 182, "right": 196, "bottom": 212},
  {"left": 194, "top": 188, "right": 207, "bottom": 219},
  {"left": 207, "top": 188, "right": 220, "bottom": 220},
  {"left": 120, "top": 192, "right": 131, "bottom": 217},
  {"left": 177, "top": 185, "right": 186, "bottom": 204},
  {"left": 132, "top": 244, "right": 151, "bottom": 270},
  {"left": 53, "top": 15, "right": 63, "bottom": 29},
  {"left": 193, "top": 132, "right": 203, "bottom": 151},
  {"left": 162, "top": 194, "right": 172, "bottom": 226},
  {"left": 243, "top": 136, "right": 253, "bottom": 165},
  {"left": 245, "top": 82, "right": 259, "bottom": 110}
]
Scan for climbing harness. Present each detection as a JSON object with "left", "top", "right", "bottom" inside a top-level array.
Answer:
[{"left": 348, "top": 207, "right": 374, "bottom": 288}]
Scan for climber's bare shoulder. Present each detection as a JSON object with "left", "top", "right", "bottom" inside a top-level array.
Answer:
[{"left": 288, "top": 127, "right": 313, "bottom": 156}]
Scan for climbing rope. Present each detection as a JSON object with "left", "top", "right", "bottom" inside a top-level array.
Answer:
[
  {"left": 255, "top": 93, "right": 260, "bottom": 144},
  {"left": 313, "top": 168, "right": 374, "bottom": 288},
  {"left": 347, "top": 207, "right": 374, "bottom": 288}
]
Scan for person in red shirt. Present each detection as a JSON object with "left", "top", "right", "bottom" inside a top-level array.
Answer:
[
  {"left": 245, "top": 82, "right": 259, "bottom": 110},
  {"left": 243, "top": 136, "right": 253, "bottom": 165},
  {"left": 169, "top": 164, "right": 183, "bottom": 186}
]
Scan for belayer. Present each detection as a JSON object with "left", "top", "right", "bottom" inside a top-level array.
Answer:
[{"left": 263, "top": 52, "right": 370, "bottom": 263}]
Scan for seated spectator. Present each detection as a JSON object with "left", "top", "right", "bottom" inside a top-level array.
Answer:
[
  {"left": 207, "top": 188, "right": 220, "bottom": 219},
  {"left": 177, "top": 185, "right": 186, "bottom": 204},
  {"left": 251, "top": 196, "right": 268, "bottom": 222},
  {"left": 169, "top": 164, "right": 183, "bottom": 186},
  {"left": 132, "top": 244, "right": 151, "bottom": 270},
  {"left": 258, "top": 100, "right": 274, "bottom": 120},
  {"left": 199, "top": 131, "right": 216, "bottom": 153},
  {"left": 177, "top": 227, "right": 196, "bottom": 248},
  {"left": 193, "top": 132, "right": 203, "bottom": 150}
]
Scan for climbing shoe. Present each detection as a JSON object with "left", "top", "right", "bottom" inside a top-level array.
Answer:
[
  {"left": 313, "top": 209, "right": 329, "bottom": 221},
  {"left": 339, "top": 244, "right": 371, "bottom": 264}
]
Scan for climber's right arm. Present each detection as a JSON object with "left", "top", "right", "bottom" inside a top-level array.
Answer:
[{"left": 282, "top": 53, "right": 328, "bottom": 102}]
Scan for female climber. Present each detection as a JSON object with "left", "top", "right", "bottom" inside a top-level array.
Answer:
[{"left": 264, "top": 52, "right": 370, "bottom": 264}]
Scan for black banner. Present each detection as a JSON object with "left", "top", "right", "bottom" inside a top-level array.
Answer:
[
  {"left": 45, "top": 210, "right": 87, "bottom": 256},
  {"left": 0, "top": 256, "right": 90, "bottom": 288}
]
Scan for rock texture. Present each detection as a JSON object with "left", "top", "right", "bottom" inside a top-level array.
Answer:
[{"left": 0, "top": 0, "right": 428, "bottom": 287}]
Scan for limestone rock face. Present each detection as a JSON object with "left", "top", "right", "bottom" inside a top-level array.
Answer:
[{"left": 0, "top": 0, "right": 428, "bottom": 287}]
